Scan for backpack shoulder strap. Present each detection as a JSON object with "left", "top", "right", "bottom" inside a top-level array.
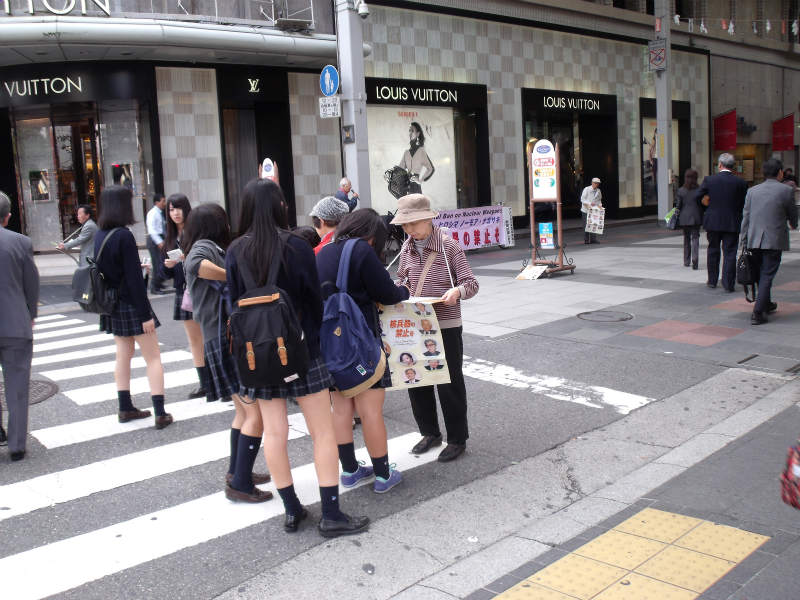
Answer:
[
  {"left": 94, "top": 227, "right": 121, "bottom": 263},
  {"left": 266, "top": 230, "right": 288, "bottom": 287},
  {"left": 336, "top": 239, "right": 359, "bottom": 293}
]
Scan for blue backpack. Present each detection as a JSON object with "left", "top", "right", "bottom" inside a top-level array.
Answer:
[{"left": 320, "top": 239, "right": 387, "bottom": 397}]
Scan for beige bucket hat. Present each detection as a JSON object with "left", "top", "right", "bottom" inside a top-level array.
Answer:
[{"left": 390, "top": 193, "right": 439, "bottom": 225}]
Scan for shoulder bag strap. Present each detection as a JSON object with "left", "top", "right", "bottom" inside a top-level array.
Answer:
[
  {"left": 413, "top": 251, "right": 438, "bottom": 297},
  {"left": 266, "top": 230, "right": 288, "bottom": 287},
  {"left": 94, "top": 227, "right": 121, "bottom": 263},
  {"left": 336, "top": 239, "right": 358, "bottom": 293}
]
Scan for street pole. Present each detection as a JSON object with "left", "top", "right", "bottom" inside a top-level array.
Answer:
[
  {"left": 655, "top": 0, "right": 673, "bottom": 221},
  {"left": 335, "top": 0, "right": 372, "bottom": 206}
]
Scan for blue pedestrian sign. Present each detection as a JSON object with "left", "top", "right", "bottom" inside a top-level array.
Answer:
[{"left": 320, "top": 65, "right": 339, "bottom": 97}]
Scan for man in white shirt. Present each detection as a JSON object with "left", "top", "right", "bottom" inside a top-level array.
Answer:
[
  {"left": 580, "top": 177, "right": 603, "bottom": 244},
  {"left": 146, "top": 193, "right": 168, "bottom": 293}
]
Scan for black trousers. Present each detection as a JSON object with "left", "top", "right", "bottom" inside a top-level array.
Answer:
[
  {"left": 706, "top": 231, "right": 738, "bottom": 290},
  {"left": 0, "top": 337, "right": 32, "bottom": 453},
  {"left": 750, "top": 249, "right": 782, "bottom": 315},
  {"left": 682, "top": 226, "right": 700, "bottom": 267},
  {"left": 146, "top": 236, "right": 166, "bottom": 291},
  {"left": 408, "top": 326, "right": 469, "bottom": 445}
]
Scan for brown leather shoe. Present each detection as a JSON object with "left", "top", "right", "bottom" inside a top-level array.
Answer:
[
  {"left": 225, "top": 484, "right": 273, "bottom": 503},
  {"left": 226, "top": 472, "right": 271, "bottom": 485},
  {"left": 118, "top": 409, "right": 152, "bottom": 423},
  {"left": 154, "top": 414, "right": 174, "bottom": 430}
]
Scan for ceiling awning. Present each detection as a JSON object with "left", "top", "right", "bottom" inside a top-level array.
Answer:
[{"left": 0, "top": 17, "right": 371, "bottom": 67}]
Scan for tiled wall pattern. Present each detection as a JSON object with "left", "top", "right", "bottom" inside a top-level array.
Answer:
[
  {"left": 288, "top": 72, "right": 343, "bottom": 225},
  {"left": 155, "top": 67, "right": 225, "bottom": 207},
  {"left": 360, "top": 6, "right": 710, "bottom": 214}
]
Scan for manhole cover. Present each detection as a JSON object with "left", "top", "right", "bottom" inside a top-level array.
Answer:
[
  {"left": 0, "top": 379, "right": 59, "bottom": 408},
  {"left": 577, "top": 310, "right": 634, "bottom": 322}
]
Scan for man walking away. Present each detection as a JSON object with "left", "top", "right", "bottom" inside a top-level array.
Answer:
[
  {"left": 698, "top": 153, "right": 748, "bottom": 292},
  {"left": 58, "top": 204, "right": 97, "bottom": 266},
  {"left": 0, "top": 191, "right": 39, "bottom": 461},
  {"left": 740, "top": 158, "right": 798, "bottom": 325},
  {"left": 146, "top": 193, "right": 168, "bottom": 294}
]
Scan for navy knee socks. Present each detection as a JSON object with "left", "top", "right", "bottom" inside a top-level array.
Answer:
[
  {"left": 151, "top": 394, "right": 166, "bottom": 417},
  {"left": 228, "top": 428, "right": 240, "bottom": 476},
  {"left": 338, "top": 442, "right": 359, "bottom": 473},
  {"left": 277, "top": 484, "right": 304, "bottom": 517},
  {"left": 371, "top": 454, "right": 390, "bottom": 480},
  {"left": 319, "top": 485, "right": 346, "bottom": 521},
  {"left": 231, "top": 433, "right": 260, "bottom": 492},
  {"left": 117, "top": 390, "right": 134, "bottom": 412}
]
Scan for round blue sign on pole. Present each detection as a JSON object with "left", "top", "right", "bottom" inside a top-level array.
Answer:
[{"left": 320, "top": 65, "right": 339, "bottom": 97}]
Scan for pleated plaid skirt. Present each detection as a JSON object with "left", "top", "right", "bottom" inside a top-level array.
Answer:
[
  {"left": 100, "top": 300, "right": 161, "bottom": 337},
  {"left": 204, "top": 336, "right": 239, "bottom": 400},
  {"left": 172, "top": 284, "right": 193, "bottom": 321},
  {"left": 240, "top": 356, "right": 334, "bottom": 401}
]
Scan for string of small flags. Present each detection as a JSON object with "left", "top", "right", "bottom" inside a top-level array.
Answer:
[{"left": 663, "top": 15, "right": 799, "bottom": 37}]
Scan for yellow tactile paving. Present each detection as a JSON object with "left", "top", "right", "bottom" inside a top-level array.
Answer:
[
  {"left": 573, "top": 530, "right": 667, "bottom": 570},
  {"left": 494, "top": 580, "right": 579, "bottom": 600},
  {"left": 674, "top": 520, "right": 770, "bottom": 562},
  {"left": 593, "top": 573, "right": 697, "bottom": 600},
  {"left": 635, "top": 545, "right": 735, "bottom": 592},
  {"left": 613, "top": 508, "right": 702, "bottom": 543},
  {"left": 526, "top": 554, "right": 627, "bottom": 600}
]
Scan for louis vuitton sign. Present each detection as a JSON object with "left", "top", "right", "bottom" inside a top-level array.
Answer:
[{"left": 2, "top": 0, "right": 110, "bottom": 16}]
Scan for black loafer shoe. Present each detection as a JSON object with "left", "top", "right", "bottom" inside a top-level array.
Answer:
[
  {"left": 225, "top": 484, "right": 273, "bottom": 503},
  {"left": 411, "top": 435, "right": 442, "bottom": 455},
  {"left": 0, "top": 424, "right": 7, "bottom": 446},
  {"left": 188, "top": 387, "right": 206, "bottom": 399},
  {"left": 751, "top": 312, "right": 768, "bottom": 325},
  {"left": 767, "top": 302, "right": 778, "bottom": 313},
  {"left": 438, "top": 443, "right": 466, "bottom": 462},
  {"left": 225, "top": 472, "right": 271, "bottom": 486},
  {"left": 318, "top": 513, "right": 370, "bottom": 538},
  {"left": 10, "top": 450, "right": 25, "bottom": 462},
  {"left": 118, "top": 409, "right": 152, "bottom": 423},
  {"left": 284, "top": 507, "right": 309, "bottom": 533},
  {"left": 706, "top": 282, "right": 717, "bottom": 289}
]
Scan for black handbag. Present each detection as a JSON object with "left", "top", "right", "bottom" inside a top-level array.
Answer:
[
  {"left": 71, "top": 227, "right": 121, "bottom": 315},
  {"left": 736, "top": 244, "right": 756, "bottom": 303}
]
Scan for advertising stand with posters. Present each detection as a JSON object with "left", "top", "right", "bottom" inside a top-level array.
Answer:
[
  {"left": 524, "top": 139, "right": 576, "bottom": 277},
  {"left": 379, "top": 299, "right": 450, "bottom": 391}
]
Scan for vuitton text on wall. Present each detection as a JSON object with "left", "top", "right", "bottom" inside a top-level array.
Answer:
[
  {"left": 3, "top": 76, "right": 83, "bottom": 97},
  {"left": 374, "top": 85, "right": 458, "bottom": 105},
  {"left": 2, "top": 0, "right": 110, "bottom": 16}
]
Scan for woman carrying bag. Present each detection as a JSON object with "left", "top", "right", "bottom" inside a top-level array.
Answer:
[
  {"left": 675, "top": 168, "right": 703, "bottom": 270},
  {"left": 316, "top": 209, "right": 410, "bottom": 493},
  {"left": 392, "top": 194, "right": 479, "bottom": 462}
]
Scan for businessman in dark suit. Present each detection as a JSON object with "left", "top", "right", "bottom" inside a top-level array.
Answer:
[
  {"left": 697, "top": 153, "right": 748, "bottom": 292},
  {"left": 0, "top": 191, "right": 40, "bottom": 461},
  {"left": 740, "top": 158, "right": 798, "bottom": 325}
]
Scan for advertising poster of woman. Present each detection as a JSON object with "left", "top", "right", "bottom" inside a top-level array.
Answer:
[{"left": 367, "top": 106, "right": 457, "bottom": 215}]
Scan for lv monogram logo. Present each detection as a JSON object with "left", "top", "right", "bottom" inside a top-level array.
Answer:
[{"left": 248, "top": 78, "right": 260, "bottom": 93}]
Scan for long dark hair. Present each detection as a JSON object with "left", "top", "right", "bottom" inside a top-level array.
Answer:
[
  {"left": 682, "top": 168, "right": 699, "bottom": 190},
  {"left": 335, "top": 208, "right": 389, "bottom": 261},
  {"left": 410, "top": 121, "right": 425, "bottom": 147},
  {"left": 238, "top": 178, "right": 290, "bottom": 286},
  {"left": 182, "top": 203, "right": 231, "bottom": 256},
  {"left": 164, "top": 193, "right": 191, "bottom": 252},
  {"left": 97, "top": 185, "right": 135, "bottom": 229}
]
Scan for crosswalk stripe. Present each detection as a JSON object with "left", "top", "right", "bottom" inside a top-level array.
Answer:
[
  {"left": 2, "top": 413, "right": 310, "bottom": 522},
  {"left": 65, "top": 368, "right": 200, "bottom": 405},
  {"left": 31, "top": 397, "right": 235, "bottom": 448},
  {"left": 462, "top": 355, "right": 654, "bottom": 414},
  {"left": 33, "top": 318, "right": 86, "bottom": 331},
  {"left": 32, "top": 344, "right": 118, "bottom": 367},
  {"left": 0, "top": 432, "right": 430, "bottom": 600},
  {"left": 33, "top": 324, "right": 102, "bottom": 340},
  {"left": 33, "top": 314, "right": 69, "bottom": 323},
  {"left": 33, "top": 333, "right": 111, "bottom": 353},
  {"left": 40, "top": 350, "right": 193, "bottom": 382}
]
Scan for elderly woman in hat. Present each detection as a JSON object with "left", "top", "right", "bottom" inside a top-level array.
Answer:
[
  {"left": 310, "top": 196, "right": 351, "bottom": 255},
  {"left": 392, "top": 194, "right": 479, "bottom": 462}
]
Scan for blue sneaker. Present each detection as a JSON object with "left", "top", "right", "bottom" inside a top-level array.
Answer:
[
  {"left": 340, "top": 462, "right": 374, "bottom": 488},
  {"left": 373, "top": 466, "right": 403, "bottom": 494}
]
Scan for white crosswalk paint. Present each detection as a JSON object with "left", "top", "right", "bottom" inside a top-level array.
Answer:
[
  {"left": 32, "top": 398, "right": 235, "bottom": 448},
  {"left": 462, "top": 356, "right": 653, "bottom": 414},
  {"left": 33, "top": 333, "right": 112, "bottom": 353},
  {"left": 33, "top": 324, "right": 102, "bottom": 340},
  {"left": 33, "top": 314, "right": 69, "bottom": 323},
  {"left": 66, "top": 368, "right": 200, "bottom": 405},
  {"left": 33, "top": 318, "right": 86, "bottom": 331},
  {"left": 40, "top": 350, "right": 193, "bottom": 382},
  {"left": 32, "top": 344, "right": 118, "bottom": 367},
  {"left": 0, "top": 432, "right": 433, "bottom": 600},
  {"left": 2, "top": 413, "right": 310, "bottom": 522}
]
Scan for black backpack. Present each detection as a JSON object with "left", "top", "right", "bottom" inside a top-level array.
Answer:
[
  {"left": 71, "top": 227, "right": 121, "bottom": 315},
  {"left": 227, "top": 240, "right": 310, "bottom": 388}
]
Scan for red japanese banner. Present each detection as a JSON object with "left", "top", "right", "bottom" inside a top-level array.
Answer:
[
  {"left": 772, "top": 114, "right": 795, "bottom": 152},
  {"left": 713, "top": 110, "right": 737, "bottom": 151},
  {"left": 433, "top": 206, "right": 507, "bottom": 251}
]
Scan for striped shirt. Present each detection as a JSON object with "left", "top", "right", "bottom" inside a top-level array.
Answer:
[{"left": 396, "top": 225, "right": 479, "bottom": 329}]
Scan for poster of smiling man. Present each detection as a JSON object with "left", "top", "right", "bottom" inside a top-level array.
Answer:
[{"left": 367, "top": 105, "right": 457, "bottom": 216}]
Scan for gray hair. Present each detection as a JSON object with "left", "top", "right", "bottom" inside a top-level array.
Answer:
[
  {"left": 717, "top": 153, "right": 735, "bottom": 169},
  {"left": 0, "top": 191, "right": 10, "bottom": 220},
  {"left": 339, "top": 177, "right": 351, "bottom": 188}
]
